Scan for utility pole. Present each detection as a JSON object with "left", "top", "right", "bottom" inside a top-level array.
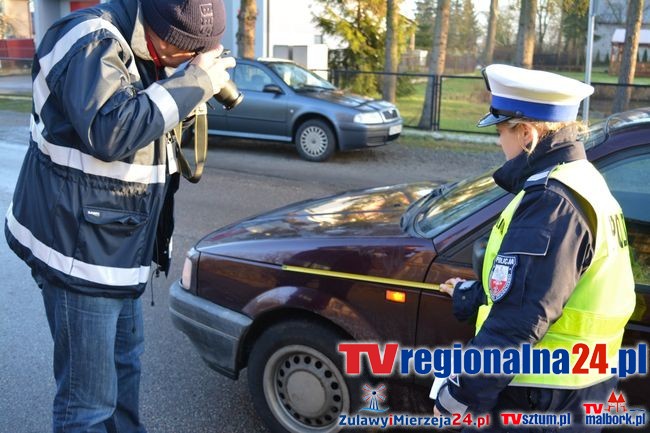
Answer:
[{"left": 583, "top": 0, "right": 597, "bottom": 122}]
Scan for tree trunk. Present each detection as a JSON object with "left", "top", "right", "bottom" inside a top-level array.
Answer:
[
  {"left": 382, "top": 0, "right": 399, "bottom": 102},
  {"left": 237, "top": 0, "right": 257, "bottom": 59},
  {"left": 482, "top": 0, "right": 498, "bottom": 66},
  {"left": 514, "top": 0, "right": 537, "bottom": 68},
  {"left": 613, "top": 0, "right": 644, "bottom": 113},
  {"left": 418, "top": 0, "right": 451, "bottom": 130}
]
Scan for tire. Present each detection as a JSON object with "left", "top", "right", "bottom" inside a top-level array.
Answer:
[
  {"left": 295, "top": 119, "right": 337, "bottom": 162},
  {"left": 247, "top": 320, "right": 361, "bottom": 433}
]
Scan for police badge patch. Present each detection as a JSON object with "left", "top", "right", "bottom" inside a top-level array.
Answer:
[{"left": 488, "top": 255, "right": 517, "bottom": 302}]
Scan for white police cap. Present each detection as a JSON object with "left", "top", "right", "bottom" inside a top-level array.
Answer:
[{"left": 477, "top": 64, "right": 595, "bottom": 127}]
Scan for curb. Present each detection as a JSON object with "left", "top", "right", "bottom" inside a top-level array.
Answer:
[{"left": 402, "top": 127, "right": 498, "bottom": 144}]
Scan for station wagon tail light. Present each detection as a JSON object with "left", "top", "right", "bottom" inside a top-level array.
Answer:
[
  {"left": 180, "top": 248, "right": 200, "bottom": 293},
  {"left": 354, "top": 111, "right": 383, "bottom": 124},
  {"left": 386, "top": 290, "right": 406, "bottom": 303}
]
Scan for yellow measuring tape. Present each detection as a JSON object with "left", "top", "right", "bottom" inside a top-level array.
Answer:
[{"left": 282, "top": 265, "right": 441, "bottom": 291}]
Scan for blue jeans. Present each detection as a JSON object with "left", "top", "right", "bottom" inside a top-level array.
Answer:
[{"left": 41, "top": 281, "right": 147, "bottom": 433}]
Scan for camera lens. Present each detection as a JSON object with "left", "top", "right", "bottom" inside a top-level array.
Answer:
[{"left": 214, "top": 80, "right": 243, "bottom": 110}]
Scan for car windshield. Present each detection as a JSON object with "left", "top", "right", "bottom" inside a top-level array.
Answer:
[
  {"left": 413, "top": 172, "right": 504, "bottom": 238},
  {"left": 409, "top": 119, "right": 618, "bottom": 238},
  {"left": 267, "top": 62, "right": 336, "bottom": 91}
]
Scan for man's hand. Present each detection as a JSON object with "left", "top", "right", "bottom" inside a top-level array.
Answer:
[
  {"left": 439, "top": 277, "right": 466, "bottom": 297},
  {"left": 191, "top": 46, "right": 236, "bottom": 95},
  {"left": 433, "top": 405, "right": 442, "bottom": 417}
]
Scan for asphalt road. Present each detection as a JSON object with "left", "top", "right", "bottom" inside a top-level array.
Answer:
[{"left": 0, "top": 111, "right": 502, "bottom": 433}]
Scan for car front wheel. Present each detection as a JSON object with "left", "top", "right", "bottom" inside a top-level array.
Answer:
[
  {"left": 295, "top": 120, "right": 336, "bottom": 162},
  {"left": 247, "top": 320, "right": 355, "bottom": 433}
]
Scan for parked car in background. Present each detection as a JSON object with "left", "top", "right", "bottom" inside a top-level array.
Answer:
[
  {"left": 207, "top": 58, "right": 403, "bottom": 162},
  {"left": 171, "top": 108, "right": 650, "bottom": 433}
]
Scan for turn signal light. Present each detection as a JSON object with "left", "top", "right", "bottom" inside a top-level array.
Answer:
[{"left": 385, "top": 290, "right": 406, "bottom": 303}]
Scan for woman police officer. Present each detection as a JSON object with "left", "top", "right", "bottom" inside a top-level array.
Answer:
[{"left": 431, "top": 64, "right": 636, "bottom": 432}]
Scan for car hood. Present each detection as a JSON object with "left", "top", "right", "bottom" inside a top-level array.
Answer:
[
  {"left": 198, "top": 182, "right": 435, "bottom": 250},
  {"left": 299, "top": 89, "right": 396, "bottom": 112}
]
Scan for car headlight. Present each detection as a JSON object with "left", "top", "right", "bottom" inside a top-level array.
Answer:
[
  {"left": 354, "top": 111, "right": 383, "bottom": 124},
  {"left": 180, "top": 248, "right": 200, "bottom": 292}
]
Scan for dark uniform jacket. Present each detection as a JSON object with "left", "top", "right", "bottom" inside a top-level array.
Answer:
[
  {"left": 438, "top": 127, "right": 600, "bottom": 415},
  {"left": 4, "top": 0, "right": 214, "bottom": 298}
]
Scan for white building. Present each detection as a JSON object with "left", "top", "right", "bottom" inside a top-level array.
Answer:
[
  {"left": 593, "top": 0, "right": 650, "bottom": 64},
  {"left": 30, "top": 0, "right": 336, "bottom": 70}
]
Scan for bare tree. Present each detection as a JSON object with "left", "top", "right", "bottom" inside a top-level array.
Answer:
[
  {"left": 555, "top": 1, "right": 564, "bottom": 65},
  {"left": 514, "top": 0, "right": 537, "bottom": 68},
  {"left": 613, "top": 0, "right": 644, "bottom": 112},
  {"left": 418, "top": 0, "right": 451, "bottom": 129},
  {"left": 537, "top": 0, "right": 559, "bottom": 50},
  {"left": 382, "top": 0, "right": 400, "bottom": 102},
  {"left": 482, "top": 0, "right": 498, "bottom": 65},
  {"left": 237, "top": 0, "right": 257, "bottom": 59}
]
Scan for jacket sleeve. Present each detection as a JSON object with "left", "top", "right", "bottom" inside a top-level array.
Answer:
[
  {"left": 451, "top": 280, "right": 486, "bottom": 322},
  {"left": 57, "top": 37, "right": 214, "bottom": 162},
  {"left": 436, "top": 183, "right": 595, "bottom": 414}
]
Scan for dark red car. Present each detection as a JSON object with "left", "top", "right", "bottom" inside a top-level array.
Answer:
[{"left": 170, "top": 108, "right": 650, "bottom": 433}]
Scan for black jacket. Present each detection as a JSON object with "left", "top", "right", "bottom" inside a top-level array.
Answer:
[{"left": 5, "top": 0, "right": 213, "bottom": 297}]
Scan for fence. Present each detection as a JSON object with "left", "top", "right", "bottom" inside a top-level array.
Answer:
[
  {"left": 0, "top": 39, "right": 35, "bottom": 73},
  {"left": 3, "top": 58, "right": 649, "bottom": 133},
  {"left": 328, "top": 69, "right": 650, "bottom": 134}
]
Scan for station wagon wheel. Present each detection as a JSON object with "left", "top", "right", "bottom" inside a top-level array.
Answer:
[
  {"left": 248, "top": 320, "right": 356, "bottom": 433},
  {"left": 295, "top": 119, "right": 336, "bottom": 162}
]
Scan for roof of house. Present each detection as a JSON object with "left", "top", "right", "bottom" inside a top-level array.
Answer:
[{"left": 612, "top": 28, "right": 650, "bottom": 44}]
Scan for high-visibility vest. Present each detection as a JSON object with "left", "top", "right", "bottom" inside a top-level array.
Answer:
[{"left": 476, "top": 160, "right": 635, "bottom": 388}]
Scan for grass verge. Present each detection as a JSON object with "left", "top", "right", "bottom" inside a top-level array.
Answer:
[
  {"left": 396, "top": 134, "right": 500, "bottom": 153},
  {"left": 0, "top": 95, "right": 31, "bottom": 113}
]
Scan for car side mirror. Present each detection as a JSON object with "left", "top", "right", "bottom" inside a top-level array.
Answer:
[
  {"left": 472, "top": 236, "right": 488, "bottom": 279},
  {"left": 263, "top": 84, "right": 284, "bottom": 94}
]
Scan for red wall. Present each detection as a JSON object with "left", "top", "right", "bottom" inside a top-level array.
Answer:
[
  {"left": 70, "top": 1, "right": 100, "bottom": 12},
  {"left": 0, "top": 39, "right": 35, "bottom": 59}
]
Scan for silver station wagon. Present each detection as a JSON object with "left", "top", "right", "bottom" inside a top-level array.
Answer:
[{"left": 207, "top": 58, "right": 403, "bottom": 162}]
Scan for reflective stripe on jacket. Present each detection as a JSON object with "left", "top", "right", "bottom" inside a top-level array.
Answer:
[{"left": 4, "top": 0, "right": 213, "bottom": 297}]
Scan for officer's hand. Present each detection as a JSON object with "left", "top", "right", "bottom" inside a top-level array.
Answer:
[
  {"left": 434, "top": 405, "right": 441, "bottom": 416},
  {"left": 191, "top": 46, "right": 236, "bottom": 95},
  {"left": 439, "top": 277, "right": 466, "bottom": 297}
]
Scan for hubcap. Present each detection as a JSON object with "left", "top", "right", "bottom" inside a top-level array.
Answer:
[
  {"left": 300, "top": 126, "right": 329, "bottom": 156},
  {"left": 263, "top": 344, "right": 349, "bottom": 433}
]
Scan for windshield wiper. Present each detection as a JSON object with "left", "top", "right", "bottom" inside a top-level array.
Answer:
[
  {"left": 296, "top": 84, "right": 333, "bottom": 91},
  {"left": 399, "top": 183, "right": 451, "bottom": 233}
]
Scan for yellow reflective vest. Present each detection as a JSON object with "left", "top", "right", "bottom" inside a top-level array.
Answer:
[{"left": 476, "top": 160, "right": 635, "bottom": 388}]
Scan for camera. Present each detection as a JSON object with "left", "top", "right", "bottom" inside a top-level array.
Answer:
[
  {"left": 214, "top": 49, "right": 243, "bottom": 110},
  {"left": 215, "top": 80, "right": 243, "bottom": 110}
]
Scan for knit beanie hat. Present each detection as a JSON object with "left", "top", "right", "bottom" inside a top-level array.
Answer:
[{"left": 141, "top": 0, "right": 226, "bottom": 52}]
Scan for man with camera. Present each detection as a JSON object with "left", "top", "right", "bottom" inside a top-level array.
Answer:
[{"left": 4, "top": 0, "right": 234, "bottom": 431}]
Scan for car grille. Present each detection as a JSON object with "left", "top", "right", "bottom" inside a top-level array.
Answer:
[
  {"left": 381, "top": 108, "right": 399, "bottom": 121},
  {"left": 367, "top": 135, "right": 387, "bottom": 144}
]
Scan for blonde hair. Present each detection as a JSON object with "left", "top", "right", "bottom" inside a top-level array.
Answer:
[{"left": 503, "top": 118, "right": 588, "bottom": 154}]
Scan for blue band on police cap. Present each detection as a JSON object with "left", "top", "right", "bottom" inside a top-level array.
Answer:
[{"left": 491, "top": 95, "right": 580, "bottom": 122}]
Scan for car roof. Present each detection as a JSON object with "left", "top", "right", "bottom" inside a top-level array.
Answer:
[
  {"left": 604, "top": 106, "right": 650, "bottom": 134},
  {"left": 256, "top": 57, "right": 296, "bottom": 64},
  {"left": 584, "top": 106, "right": 650, "bottom": 151},
  {"left": 234, "top": 57, "right": 297, "bottom": 66}
]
